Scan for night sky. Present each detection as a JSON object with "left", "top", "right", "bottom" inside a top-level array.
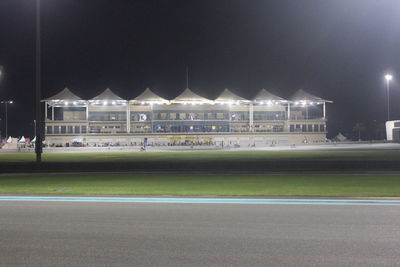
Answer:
[{"left": 1, "top": 0, "right": 400, "bottom": 139}]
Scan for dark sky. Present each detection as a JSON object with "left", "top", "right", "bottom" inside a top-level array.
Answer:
[{"left": 1, "top": 0, "right": 400, "bottom": 138}]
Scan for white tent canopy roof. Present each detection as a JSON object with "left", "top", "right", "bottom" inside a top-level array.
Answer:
[
  {"left": 290, "top": 89, "right": 333, "bottom": 103},
  {"left": 42, "top": 88, "right": 83, "bottom": 102},
  {"left": 172, "top": 88, "right": 211, "bottom": 103},
  {"left": 253, "top": 89, "right": 287, "bottom": 102},
  {"left": 90, "top": 88, "right": 126, "bottom": 101},
  {"left": 215, "top": 88, "right": 248, "bottom": 102},
  {"left": 132, "top": 88, "right": 168, "bottom": 103}
]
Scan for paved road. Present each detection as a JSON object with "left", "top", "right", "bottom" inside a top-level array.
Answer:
[{"left": 1, "top": 201, "right": 399, "bottom": 266}]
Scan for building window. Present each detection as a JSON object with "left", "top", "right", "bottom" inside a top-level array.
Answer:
[
  {"left": 61, "top": 126, "right": 66, "bottom": 134},
  {"left": 320, "top": 124, "right": 325, "bottom": 132},
  {"left": 290, "top": 125, "right": 294, "bottom": 132},
  {"left": 302, "top": 124, "right": 307, "bottom": 132},
  {"left": 74, "top": 126, "right": 80, "bottom": 134},
  {"left": 307, "top": 125, "right": 313, "bottom": 132},
  {"left": 54, "top": 126, "right": 60, "bottom": 134},
  {"left": 273, "top": 125, "right": 283, "bottom": 132},
  {"left": 46, "top": 126, "right": 53, "bottom": 134},
  {"left": 216, "top": 113, "right": 224, "bottom": 120},
  {"left": 179, "top": 113, "right": 186, "bottom": 120},
  {"left": 67, "top": 126, "right": 73, "bottom": 134},
  {"left": 314, "top": 124, "right": 319, "bottom": 132},
  {"left": 81, "top": 126, "right": 87, "bottom": 133}
]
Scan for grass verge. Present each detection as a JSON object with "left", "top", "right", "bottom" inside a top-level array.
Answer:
[{"left": 1, "top": 173, "right": 400, "bottom": 197}]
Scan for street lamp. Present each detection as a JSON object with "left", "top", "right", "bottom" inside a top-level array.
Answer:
[
  {"left": 0, "top": 100, "right": 13, "bottom": 139},
  {"left": 385, "top": 74, "right": 393, "bottom": 121},
  {"left": 35, "top": 0, "right": 42, "bottom": 163}
]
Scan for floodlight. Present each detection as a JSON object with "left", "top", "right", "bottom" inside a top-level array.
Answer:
[{"left": 385, "top": 74, "right": 393, "bottom": 81}]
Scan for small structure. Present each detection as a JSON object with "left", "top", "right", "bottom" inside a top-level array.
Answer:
[
  {"left": 386, "top": 120, "right": 400, "bottom": 141},
  {"left": 333, "top": 132, "right": 348, "bottom": 142}
]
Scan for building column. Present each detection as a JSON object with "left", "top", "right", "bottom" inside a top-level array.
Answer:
[
  {"left": 249, "top": 103, "right": 253, "bottom": 132},
  {"left": 151, "top": 104, "right": 154, "bottom": 133},
  {"left": 126, "top": 103, "right": 131, "bottom": 133},
  {"left": 86, "top": 103, "right": 90, "bottom": 134},
  {"left": 44, "top": 102, "right": 48, "bottom": 120},
  {"left": 323, "top": 102, "right": 326, "bottom": 119},
  {"left": 228, "top": 107, "right": 232, "bottom": 132},
  {"left": 52, "top": 106, "right": 54, "bottom": 121},
  {"left": 287, "top": 103, "right": 290, "bottom": 121}
]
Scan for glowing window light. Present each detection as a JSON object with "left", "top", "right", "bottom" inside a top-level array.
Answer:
[
  {"left": 112, "top": 101, "right": 116, "bottom": 105},
  {"left": 64, "top": 101, "right": 69, "bottom": 105},
  {"left": 103, "top": 101, "right": 108, "bottom": 105}
]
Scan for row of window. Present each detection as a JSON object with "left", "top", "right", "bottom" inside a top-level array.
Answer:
[
  {"left": 46, "top": 123, "right": 326, "bottom": 134},
  {"left": 289, "top": 124, "right": 325, "bottom": 132},
  {"left": 47, "top": 125, "right": 87, "bottom": 134},
  {"left": 132, "top": 111, "right": 286, "bottom": 121}
]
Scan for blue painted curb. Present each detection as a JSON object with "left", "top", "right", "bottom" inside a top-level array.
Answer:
[{"left": 0, "top": 196, "right": 400, "bottom": 205}]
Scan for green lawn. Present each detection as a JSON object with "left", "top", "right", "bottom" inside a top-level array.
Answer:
[
  {"left": 1, "top": 173, "right": 400, "bottom": 197},
  {"left": 1, "top": 150, "right": 400, "bottom": 163}
]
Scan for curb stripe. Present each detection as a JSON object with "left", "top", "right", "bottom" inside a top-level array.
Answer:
[{"left": 0, "top": 196, "right": 400, "bottom": 205}]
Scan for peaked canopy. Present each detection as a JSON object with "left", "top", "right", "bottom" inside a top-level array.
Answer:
[
  {"left": 253, "top": 89, "right": 287, "bottom": 102},
  {"left": 132, "top": 88, "right": 168, "bottom": 103},
  {"left": 43, "top": 88, "right": 83, "bottom": 102},
  {"left": 290, "top": 89, "right": 333, "bottom": 103},
  {"left": 172, "top": 88, "right": 211, "bottom": 103},
  {"left": 90, "top": 88, "right": 125, "bottom": 101},
  {"left": 215, "top": 88, "right": 247, "bottom": 102}
]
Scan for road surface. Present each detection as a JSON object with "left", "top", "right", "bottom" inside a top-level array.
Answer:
[{"left": 1, "top": 200, "right": 399, "bottom": 266}]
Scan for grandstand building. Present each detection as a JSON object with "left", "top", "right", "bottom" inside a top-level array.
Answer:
[{"left": 42, "top": 87, "right": 332, "bottom": 147}]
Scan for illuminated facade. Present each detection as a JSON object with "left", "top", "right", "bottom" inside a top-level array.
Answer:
[{"left": 43, "top": 87, "right": 332, "bottom": 146}]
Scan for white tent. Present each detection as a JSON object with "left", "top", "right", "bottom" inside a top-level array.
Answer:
[
  {"left": 18, "top": 136, "right": 26, "bottom": 143},
  {"left": 6, "top": 136, "right": 12, "bottom": 143},
  {"left": 333, "top": 133, "right": 347, "bottom": 142},
  {"left": 31, "top": 136, "right": 36, "bottom": 143}
]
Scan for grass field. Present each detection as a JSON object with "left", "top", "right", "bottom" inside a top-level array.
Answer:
[
  {"left": 1, "top": 173, "right": 400, "bottom": 197},
  {"left": 1, "top": 150, "right": 400, "bottom": 172}
]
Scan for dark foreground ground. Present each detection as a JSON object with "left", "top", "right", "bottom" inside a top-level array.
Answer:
[{"left": 1, "top": 200, "right": 399, "bottom": 266}]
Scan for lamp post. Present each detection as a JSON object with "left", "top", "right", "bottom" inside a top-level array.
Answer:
[
  {"left": 34, "top": 120, "right": 37, "bottom": 138},
  {"left": 35, "top": 0, "right": 42, "bottom": 163},
  {"left": 0, "top": 101, "right": 13, "bottom": 139},
  {"left": 385, "top": 74, "right": 393, "bottom": 121}
]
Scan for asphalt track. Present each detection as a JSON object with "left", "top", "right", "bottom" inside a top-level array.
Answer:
[{"left": 1, "top": 198, "right": 400, "bottom": 266}]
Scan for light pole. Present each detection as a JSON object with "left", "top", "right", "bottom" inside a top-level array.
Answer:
[
  {"left": 35, "top": 0, "right": 42, "bottom": 163},
  {"left": 385, "top": 74, "right": 393, "bottom": 121},
  {"left": 0, "top": 101, "right": 13, "bottom": 139}
]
